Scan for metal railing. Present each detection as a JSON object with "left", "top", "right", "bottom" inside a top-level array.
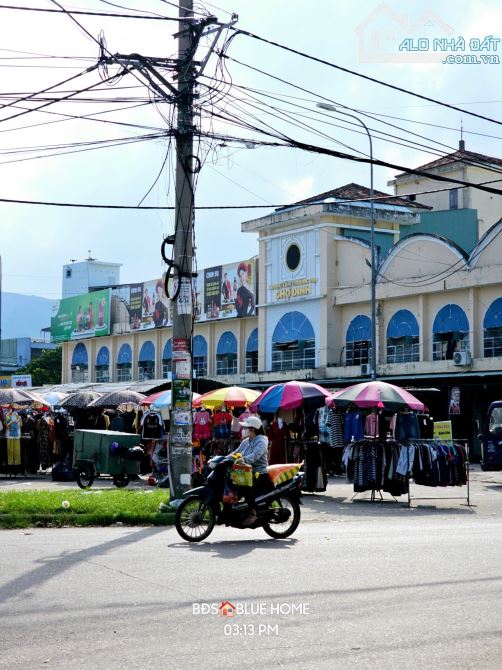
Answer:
[
  {"left": 216, "top": 357, "right": 237, "bottom": 375},
  {"left": 272, "top": 346, "right": 316, "bottom": 371},
  {"left": 433, "top": 337, "right": 469, "bottom": 361},
  {"left": 345, "top": 342, "right": 371, "bottom": 367},
  {"left": 484, "top": 334, "right": 502, "bottom": 358},
  {"left": 386, "top": 343, "right": 419, "bottom": 364}
]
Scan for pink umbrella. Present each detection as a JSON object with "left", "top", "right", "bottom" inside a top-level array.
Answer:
[
  {"left": 326, "top": 381, "right": 426, "bottom": 412},
  {"left": 141, "top": 390, "right": 168, "bottom": 406},
  {"left": 251, "top": 381, "right": 331, "bottom": 413}
]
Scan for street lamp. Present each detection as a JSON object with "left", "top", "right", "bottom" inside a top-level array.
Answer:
[{"left": 316, "top": 103, "right": 377, "bottom": 380}]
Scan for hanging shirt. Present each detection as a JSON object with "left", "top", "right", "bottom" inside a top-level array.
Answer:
[
  {"left": 193, "top": 410, "right": 212, "bottom": 440},
  {"left": 317, "top": 406, "right": 330, "bottom": 444},
  {"left": 344, "top": 411, "right": 364, "bottom": 443},
  {"left": 5, "top": 411, "right": 21, "bottom": 439},
  {"left": 141, "top": 412, "right": 163, "bottom": 439},
  {"left": 394, "top": 413, "right": 420, "bottom": 442},
  {"left": 327, "top": 409, "right": 345, "bottom": 449},
  {"left": 364, "top": 412, "right": 378, "bottom": 437}
]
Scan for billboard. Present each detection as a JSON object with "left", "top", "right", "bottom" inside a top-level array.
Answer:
[
  {"left": 111, "top": 276, "right": 171, "bottom": 334},
  {"left": 51, "top": 289, "right": 111, "bottom": 342},
  {"left": 199, "top": 259, "right": 256, "bottom": 321}
]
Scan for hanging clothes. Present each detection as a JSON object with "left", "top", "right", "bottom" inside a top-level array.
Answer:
[
  {"left": 5, "top": 410, "right": 22, "bottom": 466},
  {"left": 141, "top": 411, "right": 163, "bottom": 440},
  {"left": 193, "top": 409, "right": 212, "bottom": 441},
  {"left": 316, "top": 406, "right": 330, "bottom": 445},
  {"left": 344, "top": 410, "right": 364, "bottom": 443},
  {"left": 267, "top": 418, "right": 288, "bottom": 465},
  {"left": 212, "top": 408, "right": 233, "bottom": 439},
  {"left": 327, "top": 409, "right": 344, "bottom": 448},
  {"left": 394, "top": 412, "right": 420, "bottom": 441}
]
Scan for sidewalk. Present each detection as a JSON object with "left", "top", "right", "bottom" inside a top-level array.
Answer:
[{"left": 1, "top": 465, "right": 501, "bottom": 522}]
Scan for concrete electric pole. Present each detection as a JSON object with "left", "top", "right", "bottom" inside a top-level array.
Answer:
[
  {"left": 99, "top": 2, "right": 236, "bottom": 502},
  {"left": 167, "top": 0, "right": 198, "bottom": 502}
]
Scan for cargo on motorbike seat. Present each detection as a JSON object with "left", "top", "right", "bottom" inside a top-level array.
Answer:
[{"left": 267, "top": 463, "right": 303, "bottom": 487}]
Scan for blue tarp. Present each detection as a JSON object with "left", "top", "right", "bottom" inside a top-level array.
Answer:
[
  {"left": 96, "top": 346, "right": 109, "bottom": 367},
  {"left": 433, "top": 304, "right": 469, "bottom": 333},
  {"left": 484, "top": 298, "right": 502, "bottom": 329},
  {"left": 217, "top": 331, "right": 237, "bottom": 355},
  {"left": 246, "top": 328, "right": 258, "bottom": 353},
  {"left": 138, "top": 340, "right": 155, "bottom": 362},
  {"left": 71, "top": 343, "right": 88, "bottom": 366},
  {"left": 387, "top": 309, "right": 419, "bottom": 338},
  {"left": 117, "top": 343, "right": 132, "bottom": 365},
  {"left": 346, "top": 315, "right": 371, "bottom": 343}
]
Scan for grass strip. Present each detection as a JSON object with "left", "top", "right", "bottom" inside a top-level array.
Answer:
[{"left": 0, "top": 489, "right": 175, "bottom": 529}]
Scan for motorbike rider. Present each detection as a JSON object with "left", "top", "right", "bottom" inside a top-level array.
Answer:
[{"left": 230, "top": 416, "right": 271, "bottom": 526}]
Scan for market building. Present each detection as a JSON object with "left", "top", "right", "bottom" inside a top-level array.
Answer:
[{"left": 56, "top": 144, "right": 502, "bottom": 458}]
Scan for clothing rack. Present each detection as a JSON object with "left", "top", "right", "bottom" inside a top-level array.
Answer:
[{"left": 405, "top": 439, "right": 471, "bottom": 508}]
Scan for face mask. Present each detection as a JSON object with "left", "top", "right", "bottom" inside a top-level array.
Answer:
[
  {"left": 277, "top": 418, "right": 283, "bottom": 429},
  {"left": 241, "top": 428, "right": 250, "bottom": 438}
]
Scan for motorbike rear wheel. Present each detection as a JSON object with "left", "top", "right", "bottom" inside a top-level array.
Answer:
[
  {"left": 263, "top": 495, "right": 301, "bottom": 539},
  {"left": 175, "top": 496, "right": 215, "bottom": 542},
  {"left": 76, "top": 465, "right": 94, "bottom": 489}
]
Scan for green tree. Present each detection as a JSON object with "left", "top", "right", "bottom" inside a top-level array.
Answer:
[{"left": 17, "top": 347, "right": 62, "bottom": 386}]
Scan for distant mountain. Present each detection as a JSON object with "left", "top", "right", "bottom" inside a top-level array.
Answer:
[{"left": 1, "top": 292, "right": 54, "bottom": 340}]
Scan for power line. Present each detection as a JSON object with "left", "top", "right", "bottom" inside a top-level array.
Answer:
[
  {"left": 229, "top": 28, "right": 502, "bottom": 127},
  {"left": 0, "top": 3, "right": 179, "bottom": 20}
]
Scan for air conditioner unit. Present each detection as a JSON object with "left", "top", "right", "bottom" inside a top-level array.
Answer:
[
  {"left": 361, "top": 363, "right": 369, "bottom": 375},
  {"left": 453, "top": 351, "right": 472, "bottom": 366}
]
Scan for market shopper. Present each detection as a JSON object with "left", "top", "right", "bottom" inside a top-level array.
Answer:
[{"left": 230, "top": 416, "right": 270, "bottom": 526}]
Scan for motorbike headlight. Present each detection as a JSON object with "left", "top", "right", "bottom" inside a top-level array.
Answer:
[{"left": 208, "top": 460, "right": 218, "bottom": 470}]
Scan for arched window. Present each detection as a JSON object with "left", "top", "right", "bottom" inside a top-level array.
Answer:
[
  {"left": 138, "top": 341, "right": 155, "bottom": 381},
  {"left": 216, "top": 331, "right": 238, "bottom": 375},
  {"left": 432, "top": 304, "right": 469, "bottom": 360},
  {"left": 71, "top": 343, "right": 88, "bottom": 382},
  {"left": 117, "top": 343, "right": 132, "bottom": 382},
  {"left": 345, "top": 315, "right": 371, "bottom": 367},
  {"left": 484, "top": 298, "right": 502, "bottom": 357},
  {"left": 162, "top": 339, "right": 172, "bottom": 378},
  {"left": 95, "top": 346, "right": 110, "bottom": 383},
  {"left": 193, "top": 335, "right": 207, "bottom": 377},
  {"left": 272, "top": 311, "right": 315, "bottom": 371},
  {"left": 246, "top": 328, "right": 258, "bottom": 373},
  {"left": 386, "top": 310, "right": 419, "bottom": 364}
]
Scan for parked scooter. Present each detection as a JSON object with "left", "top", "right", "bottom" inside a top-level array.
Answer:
[{"left": 174, "top": 454, "right": 304, "bottom": 542}]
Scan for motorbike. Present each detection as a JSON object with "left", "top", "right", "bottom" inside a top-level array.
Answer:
[{"left": 174, "top": 455, "right": 304, "bottom": 542}]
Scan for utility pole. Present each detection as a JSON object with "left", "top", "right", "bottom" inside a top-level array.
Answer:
[
  {"left": 98, "top": 3, "right": 236, "bottom": 501},
  {"left": 168, "top": 0, "right": 197, "bottom": 502}
]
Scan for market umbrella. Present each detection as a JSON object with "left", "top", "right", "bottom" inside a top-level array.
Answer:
[
  {"left": 0, "top": 388, "right": 43, "bottom": 406},
  {"left": 192, "top": 386, "right": 260, "bottom": 409},
  {"left": 89, "top": 389, "right": 146, "bottom": 408},
  {"left": 60, "top": 390, "right": 103, "bottom": 409},
  {"left": 140, "top": 390, "right": 168, "bottom": 406},
  {"left": 39, "top": 391, "right": 70, "bottom": 407},
  {"left": 326, "top": 380, "right": 426, "bottom": 412},
  {"left": 250, "top": 381, "right": 331, "bottom": 414},
  {"left": 150, "top": 390, "right": 201, "bottom": 411}
]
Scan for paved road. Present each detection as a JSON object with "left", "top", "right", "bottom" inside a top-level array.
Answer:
[{"left": 1, "top": 513, "right": 501, "bottom": 669}]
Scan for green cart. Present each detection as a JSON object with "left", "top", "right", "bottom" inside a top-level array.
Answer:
[{"left": 73, "top": 429, "right": 143, "bottom": 489}]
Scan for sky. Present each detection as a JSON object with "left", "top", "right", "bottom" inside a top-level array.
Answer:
[{"left": 0, "top": 0, "right": 501, "bottom": 300}]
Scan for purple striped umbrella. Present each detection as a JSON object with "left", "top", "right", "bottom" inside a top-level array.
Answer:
[
  {"left": 326, "top": 381, "right": 426, "bottom": 412},
  {"left": 251, "top": 381, "right": 331, "bottom": 413}
]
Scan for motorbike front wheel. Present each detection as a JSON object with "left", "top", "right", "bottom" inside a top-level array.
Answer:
[
  {"left": 175, "top": 496, "right": 215, "bottom": 542},
  {"left": 263, "top": 495, "right": 301, "bottom": 539}
]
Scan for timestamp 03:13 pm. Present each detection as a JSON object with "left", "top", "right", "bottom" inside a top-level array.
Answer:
[{"left": 224, "top": 623, "right": 279, "bottom": 636}]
